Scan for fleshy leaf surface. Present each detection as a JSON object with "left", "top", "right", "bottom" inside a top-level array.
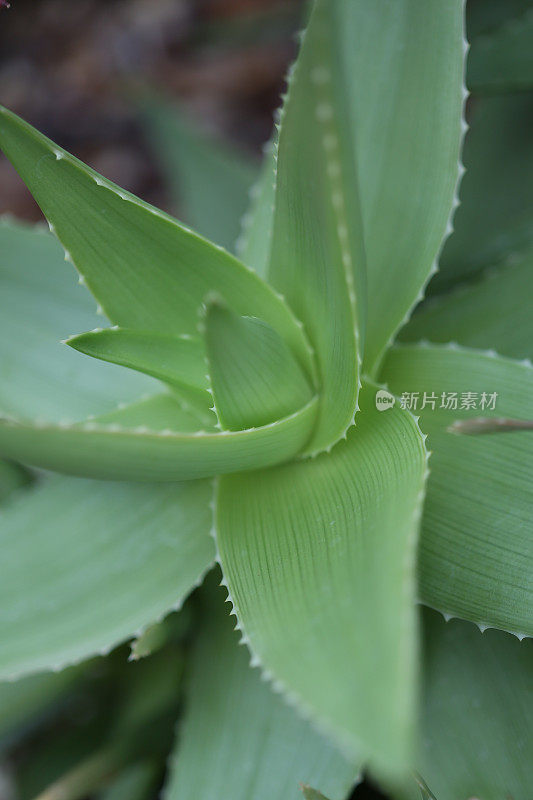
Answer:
[
  {"left": 216, "top": 382, "right": 428, "bottom": 777},
  {"left": 236, "top": 139, "right": 277, "bottom": 280},
  {"left": 164, "top": 578, "right": 360, "bottom": 800},
  {"left": 435, "top": 93, "right": 533, "bottom": 291},
  {"left": 141, "top": 99, "right": 258, "bottom": 251},
  {"left": 268, "top": 0, "right": 366, "bottom": 454},
  {"left": 0, "top": 106, "right": 314, "bottom": 381},
  {"left": 400, "top": 250, "right": 533, "bottom": 360},
  {"left": 0, "top": 475, "right": 215, "bottom": 678},
  {"left": 205, "top": 302, "right": 314, "bottom": 431},
  {"left": 0, "top": 219, "right": 153, "bottom": 423},
  {"left": 400, "top": 609, "right": 533, "bottom": 800},
  {"left": 0, "top": 394, "right": 319, "bottom": 481},
  {"left": 336, "top": 0, "right": 465, "bottom": 372},
  {"left": 66, "top": 327, "right": 209, "bottom": 394},
  {"left": 381, "top": 343, "right": 533, "bottom": 636}
]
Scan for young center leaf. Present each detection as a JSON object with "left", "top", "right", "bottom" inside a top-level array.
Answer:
[
  {"left": 0, "top": 105, "right": 314, "bottom": 383},
  {"left": 216, "top": 382, "right": 428, "bottom": 778},
  {"left": 204, "top": 301, "right": 314, "bottom": 431},
  {"left": 66, "top": 327, "right": 210, "bottom": 397},
  {"left": 381, "top": 343, "right": 533, "bottom": 637},
  {"left": 0, "top": 476, "right": 215, "bottom": 679},
  {"left": 164, "top": 577, "right": 360, "bottom": 800},
  {"left": 268, "top": 0, "right": 367, "bottom": 454}
]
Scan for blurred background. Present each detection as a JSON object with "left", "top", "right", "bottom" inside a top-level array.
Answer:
[
  {"left": 0, "top": 1, "right": 532, "bottom": 799},
  {"left": 0, "top": 0, "right": 304, "bottom": 221}
]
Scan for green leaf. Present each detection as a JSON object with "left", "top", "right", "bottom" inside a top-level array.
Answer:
[
  {"left": 0, "top": 459, "right": 31, "bottom": 503},
  {"left": 164, "top": 577, "right": 360, "bottom": 800},
  {"left": 400, "top": 250, "right": 533, "bottom": 360},
  {"left": 205, "top": 301, "right": 314, "bottom": 431},
  {"left": 0, "top": 393, "right": 319, "bottom": 482},
  {"left": 381, "top": 343, "right": 533, "bottom": 636},
  {"left": 98, "top": 762, "right": 159, "bottom": 800},
  {"left": 435, "top": 93, "right": 533, "bottom": 292},
  {"left": 467, "top": 0, "right": 533, "bottom": 39},
  {"left": 403, "top": 609, "right": 533, "bottom": 800},
  {"left": 337, "top": 0, "right": 465, "bottom": 373},
  {"left": 66, "top": 327, "right": 209, "bottom": 395},
  {"left": 0, "top": 664, "right": 83, "bottom": 747},
  {"left": 141, "top": 99, "right": 258, "bottom": 252},
  {"left": 0, "top": 106, "right": 314, "bottom": 383},
  {"left": 0, "top": 218, "right": 153, "bottom": 423},
  {"left": 236, "top": 138, "right": 277, "bottom": 280},
  {"left": 0, "top": 476, "right": 214, "bottom": 678},
  {"left": 268, "top": 0, "right": 366, "bottom": 454},
  {"left": 468, "top": 9, "right": 533, "bottom": 93},
  {"left": 216, "top": 381, "right": 428, "bottom": 778}
]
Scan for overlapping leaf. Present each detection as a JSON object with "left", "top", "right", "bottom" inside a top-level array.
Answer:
[
  {"left": 435, "top": 93, "right": 533, "bottom": 291},
  {"left": 335, "top": 0, "right": 465, "bottom": 372},
  {"left": 67, "top": 327, "right": 209, "bottom": 396},
  {"left": 0, "top": 393, "right": 318, "bottom": 482},
  {"left": 0, "top": 106, "right": 314, "bottom": 382},
  {"left": 400, "top": 609, "right": 533, "bottom": 800},
  {"left": 268, "top": 0, "right": 366, "bottom": 453},
  {"left": 400, "top": 250, "right": 533, "bottom": 360},
  {"left": 236, "top": 139, "right": 277, "bottom": 280},
  {"left": 381, "top": 343, "right": 533, "bottom": 636},
  {"left": 164, "top": 578, "right": 359, "bottom": 800},
  {"left": 0, "top": 476, "right": 214, "bottom": 678},
  {"left": 0, "top": 219, "right": 153, "bottom": 423},
  {"left": 216, "top": 382, "right": 428, "bottom": 777}
]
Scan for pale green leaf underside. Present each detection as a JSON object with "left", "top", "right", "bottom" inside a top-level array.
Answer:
[
  {"left": 67, "top": 327, "right": 209, "bottom": 395},
  {"left": 435, "top": 93, "right": 533, "bottom": 292},
  {"left": 400, "top": 609, "right": 533, "bottom": 800},
  {"left": 269, "top": 0, "right": 365, "bottom": 454},
  {"left": 164, "top": 578, "right": 359, "bottom": 800},
  {"left": 468, "top": 9, "right": 533, "bottom": 92},
  {"left": 0, "top": 106, "right": 314, "bottom": 383},
  {"left": 205, "top": 302, "right": 314, "bottom": 431},
  {"left": 400, "top": 250, "right": 533, "bottom": 360},
  {"left": 0, "top": 476, "right": 215, "bottom": 679},
  {"left": 0, "top": 219, "right": 154, "bottom": 423},
  {"left": 141, "top": 98, "right": 258, "bottom": 252},
  {"left": 0, "top": 394, "right": 319, "bottom": 482},
  {"left": 338, "top": 0, "right": 464, "bottom": 373},
  {"left": 381, "top": 344, "right": 533, "bottom": 636},
  {"left": 216, "top": 381, "right": 427, "bottom": 777}
]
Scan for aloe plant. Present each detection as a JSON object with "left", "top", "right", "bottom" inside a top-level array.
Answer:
[{"left": 0, "top": 1, "right": 532, "bottom": 798}]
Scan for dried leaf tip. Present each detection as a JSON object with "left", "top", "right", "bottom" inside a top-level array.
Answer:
[
  {"left": 300, "top": 784, "right": 331, "bottom": 800},
  {"left": 448, "top": 417, "right": 533, "bottom": 436}
]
